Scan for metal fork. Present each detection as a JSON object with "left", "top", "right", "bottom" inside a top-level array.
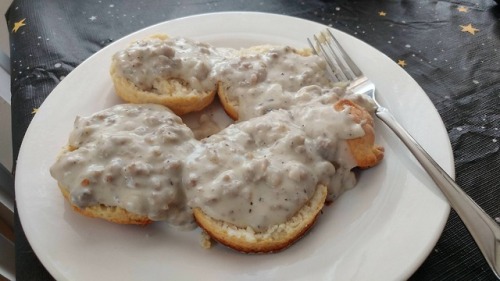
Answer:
[{"left": 309, "top": 29, "right": 500, "bottom": 278}]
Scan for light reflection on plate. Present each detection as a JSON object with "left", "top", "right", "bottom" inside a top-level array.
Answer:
[{"left": 16, "top": 12, "right": 452, "bottom": 281}]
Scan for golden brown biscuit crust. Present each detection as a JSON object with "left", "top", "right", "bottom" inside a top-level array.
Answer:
[
  {"left": 109, "top": 34, "right": 217, "bottom": 115},
  {"left": 58, "top": 183, "right": 152, "bottom": 225},
  {"left": 334, "top": 99, "right": 384, "bottom": 169},
  {"left": 193, "top": 185, "right": 328, "bottom": 253},
  {"left": 110, "top": 65, "right": 217, "bottom": 116}
]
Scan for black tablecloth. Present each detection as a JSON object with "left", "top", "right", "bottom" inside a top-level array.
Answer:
[{"left": 6, "top": 0, "right": 500, "bottom": 280}]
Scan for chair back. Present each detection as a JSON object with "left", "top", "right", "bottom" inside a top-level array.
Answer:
[{"left": 0, "top": 163, "right": 14, "bottom": 281}]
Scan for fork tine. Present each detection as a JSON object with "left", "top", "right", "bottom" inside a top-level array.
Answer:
[
  {"left": 309, "top": 29, "right": 365, "bottom": 82},
  {"left": 312, "top": 34, "right": 349, "bottom": 82},
  {"left": 316, "top": 32, "right": 353, "bottom": 81},
  {"left": 306, "top": 37, "right": 317, "bottom": 55},
  {"left": 308, "top": 37, "right": 342, "bottom": 82},
  {"left": 324, "top": 29, "right": 363, "bottom": 79}
]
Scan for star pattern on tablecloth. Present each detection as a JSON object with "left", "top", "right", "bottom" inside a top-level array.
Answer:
[
  {"left": 460, "top": 23, "right": 479, "bottom": 35},
  {"left": 397, "top": 60, "right": 407, "bottom": 67},
  {"left": 350, "top": 2, "right": 488, "bottom": 70},
  {"left": 12, "top": 18, "right": 26, "bottom": 33},
  {"left": 31, "top": 108, "right": 39, "bottom": 114}
]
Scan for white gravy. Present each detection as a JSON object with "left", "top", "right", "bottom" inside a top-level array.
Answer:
[
  {"left": 51, "top": 37, "right": 376, "bottom": 231},
  {"left": 113, "top": 37, "right": 333, "bottom": 120}
]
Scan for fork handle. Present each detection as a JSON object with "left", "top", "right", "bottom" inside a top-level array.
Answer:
[{"left": 375, "top": 107, "right": 500, "bottom": 278}]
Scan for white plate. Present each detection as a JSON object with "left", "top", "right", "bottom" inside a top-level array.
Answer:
[{"left": 16, "top": 12, "right": 453, "bottom": 281}]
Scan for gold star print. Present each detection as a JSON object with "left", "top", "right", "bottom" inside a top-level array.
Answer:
[
  {"left": 31, "top": 108, "right": 39, "bottom": 114},
  {"left": 397, "top": 60, "right": 407, "bottom": 67},
  {"left": 12, "top": 18, "right": 26, "bottom": 33},
  {"left": 378, "top": 11, "right": 387, "bottom": 16},
  {"left": 457, "top": 6, "right": 469, "bottom": 13},
  {"left": 460, "top": 23, "right": 479, "bottom": 35}
]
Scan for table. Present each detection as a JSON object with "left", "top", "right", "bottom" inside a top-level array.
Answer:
[{"left": 6, "top": 0, "right": 500, "bottom": 280}]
